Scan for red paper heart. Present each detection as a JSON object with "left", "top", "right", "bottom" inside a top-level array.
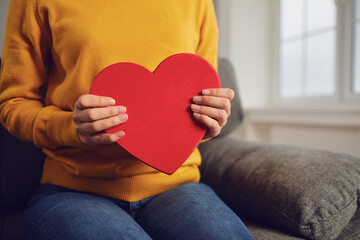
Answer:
[{"left": 90, "top": 53, "right": 221, "bottom": 174}]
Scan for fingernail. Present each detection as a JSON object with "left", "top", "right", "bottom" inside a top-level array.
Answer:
[
  {"left": 117, "top": 131, "right": 125, "bottom": 138},
  {"left": 193, "top": 96, "right": 202, "bottom": 103},
  {"left": 108, "top": 99, "right": 116, "bottom": 105},
  {"left": 118, "top": 106, "right": 127, "bottom": 113},
  {"left": 191, "top": 104, "right": 200, "bottom": 110},
  {"left": 119, "top": 114, "right": 128, "bottom": 121},
  {"left": 194, "top": 113, "right": 201, "bottom": 118},
  {"left": 202, "top": 89, "right": 211, "bottom": 95}
]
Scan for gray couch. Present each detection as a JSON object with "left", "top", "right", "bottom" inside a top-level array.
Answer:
[{"left": 1, "top": 59, "right": 359, "bottom": 240}]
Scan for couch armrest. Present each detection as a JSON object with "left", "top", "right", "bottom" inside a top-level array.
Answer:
[{"left": 198, "top": 137, "right": 360, "bottom": 240}]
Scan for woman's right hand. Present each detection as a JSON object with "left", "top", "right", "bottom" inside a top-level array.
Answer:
[{"left": 73, "top": 94, "right": 128, "bottom": 146}]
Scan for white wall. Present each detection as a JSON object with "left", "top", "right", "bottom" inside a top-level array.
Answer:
[
  {"left": 239, "top": 108, "right": 360, "bottom": 157},
  {"left": 0, "top": 0, "right": 10, "bottom": 56},
  {"left": 215, "top": 0, "right": 275, "bottom": 109}
]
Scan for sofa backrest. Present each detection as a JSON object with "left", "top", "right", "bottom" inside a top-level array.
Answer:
[
  {"left": 0, "top": 125, "right": 45, "bottom": 211},
  {"left": 216, "top": 58, "right": 243, "bottom": 138}
]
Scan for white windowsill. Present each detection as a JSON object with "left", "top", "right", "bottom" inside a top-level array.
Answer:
[{"left": 244, "top": 106, "right": 360, "bottom": 128}]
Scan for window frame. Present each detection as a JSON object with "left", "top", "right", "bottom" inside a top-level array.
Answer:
[
  {"left": 345, "top": 0, "right": 360, "bottom": 100},
  {"left": 273, "top": 0, "right": 360, "bottom": 107}
]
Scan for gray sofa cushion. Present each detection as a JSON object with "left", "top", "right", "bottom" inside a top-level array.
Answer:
[
  {"left": 199, "top": 137, "right": 360, "bottom": 240},
  {"left": 243, "top": 217, "right": 305, "bottom": 240},
  {"left": 334, "top": 209, "right": 360, "bottom": 240},
  {"left": 242, "top": 211, "right": 360, "bottom": 240}
]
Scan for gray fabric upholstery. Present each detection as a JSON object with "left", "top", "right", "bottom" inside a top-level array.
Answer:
[
  {"left": 243, "top": 218, "right": 305, "bottom": 240},
  {"left": 0, "top": 124, "right": 45, "bottom": 210},
  {"left": 334, "top": 210, "right": 360, "bottom": 240},
  {"left": 216, "top": 58, "right": 243, "bottom": 138},
  {"left": 243, "top": 211, "right": 360, "bottom": 240},
  {"left": 1, "top": 210, "right": 24, "bottom": 240},
  {"left": 199, "top": 137, "right": 360, "bottom": 240}
]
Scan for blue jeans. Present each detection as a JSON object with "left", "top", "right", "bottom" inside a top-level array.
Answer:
[{"left": 23, "top": 183, "right": 255, "bottom": 240}]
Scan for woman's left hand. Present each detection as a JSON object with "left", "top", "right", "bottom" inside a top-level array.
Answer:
[{"left": 191, "top": 88, "right": 234, "bottom": 139}]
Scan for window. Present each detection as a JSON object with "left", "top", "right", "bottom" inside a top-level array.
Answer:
[
  {"left": 277, "top": 0, "right": 360, "bottom": 104},
  {"left": 279, "top": 0, "right": 337, "bottom": 99}
]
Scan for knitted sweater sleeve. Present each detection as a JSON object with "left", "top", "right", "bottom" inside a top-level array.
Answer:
[
  {"left": 196, "top": 0, "right": 219, "bottom": 71},
  {"left": 0, "top": 0, "right": 84, "bottom": 149}
]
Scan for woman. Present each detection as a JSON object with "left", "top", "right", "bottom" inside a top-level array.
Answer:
[{"left": 0, "top": 0, "right": 254, "bottom": 239}]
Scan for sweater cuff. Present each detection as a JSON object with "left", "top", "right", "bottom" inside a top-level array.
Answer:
[
  {"left": 33, "top": 106, "right": 86, "bottom": 149},
  {"left": 200, "top": 138, "right": 212, "bottom": 143}
]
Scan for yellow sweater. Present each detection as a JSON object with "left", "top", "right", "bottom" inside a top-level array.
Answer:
[{"left": 0, "top": 0, "right": 218, "bottom": 202}]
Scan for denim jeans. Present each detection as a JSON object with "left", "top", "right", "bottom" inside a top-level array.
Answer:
[{"left": 23, "top": 182, "right": 255, "bottom": 240}]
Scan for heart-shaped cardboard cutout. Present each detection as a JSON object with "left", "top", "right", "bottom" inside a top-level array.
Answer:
[{"left": 90, "top": 53, "right": 221, "bottom": 174}]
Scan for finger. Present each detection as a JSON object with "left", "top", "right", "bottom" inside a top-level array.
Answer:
[
  {"left": 74, "top": 105, "right": 127, "bottom": 122},
  {"left": 191, "top": 104, "right": 227, "bottom": 127},
  {"left": 193, "top": 96, "right": 231, "bottom": 116},
  {"left": 75, "top": 94, "right": 116, "bottom": 110},
  {"left": 202, "top": 88, "right": 234, "bottom": 100},
  {"left": 193, "top": 113, "right": 221, "bottom": 137},
  {"left": 80, "top": 131, "right": 125, "bottom": 146},
  {"left": 76, "top": 114, "right": 128, "bottom": 134}
]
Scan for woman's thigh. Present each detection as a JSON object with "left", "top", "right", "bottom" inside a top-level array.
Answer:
[
  {"left": 136, "top": 182, "right": 255, "bottom": 240},
  {"left": 23, "top": 191, "right": 151, "bottom": 240}
]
